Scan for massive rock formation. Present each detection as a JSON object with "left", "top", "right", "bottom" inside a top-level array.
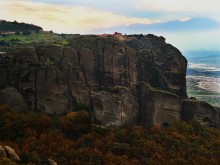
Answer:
[{"left": 0, "top": 34, "right": 219, "bottom": 127}]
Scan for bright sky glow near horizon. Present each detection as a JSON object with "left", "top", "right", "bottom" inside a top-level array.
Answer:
[{"left": 1, "top": 0, "right": 220, "bottom": 52}]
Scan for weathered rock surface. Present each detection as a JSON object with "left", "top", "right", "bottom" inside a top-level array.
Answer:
[
  {"left": 4, "top": 146, "right": 20, "bottom": 161},
  {"left": 0, "top": 144, "right": 58, "bottom": 164},
  {"left": 0, "top": 145, "right": 6, "bottom": 158},
  {"left": 0, "top": 34, "right": 219, "bottom": 127},
  {"left": 126, "top": 35, "right": 187, "bottom": 98},
  {"left": 181, "top": 99, "right": 220, "bottom": 128},
  {"left": 0, "top": 87, "right": 27, "bottom": 112},
  {"left": 48, "top": 158, "right": 58, "bottom": 165},
  {"left": 138, "top": 83, "right": 181, "bottom": 127},
  {"left": 93, "top": 87, "right": 139, "bottom": 126},
  {"left": 15, "top": 46, "right": 38, "bottom": 65}
]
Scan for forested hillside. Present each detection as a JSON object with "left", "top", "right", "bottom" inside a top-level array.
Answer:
[
  {"left": 0, "top": 105, "right": 219, "bottom": 165},
  {"left": 0, "top": 20, "right": 42, "bottom": 32}
]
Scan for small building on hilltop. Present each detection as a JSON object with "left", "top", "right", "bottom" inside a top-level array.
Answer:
[{"left": 113, "top": 32, "right": 124, "bottom": 40}]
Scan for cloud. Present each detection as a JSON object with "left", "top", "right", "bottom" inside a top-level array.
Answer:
[
  {"left": 1, "top": 0, "right": 152, "bottom": 34},
  {"left": 137, "top": 0, "right": 220, "bottom": 13},
  {"left": 99, "top": 17, "right": 219, "bottom": 34},
  {"left": 2, "top": 0, "right": 220, "bottom": 34},
  {"left": 32, "top": 0, "right": 220, "bottom": 12},
  {"left": 1, "top": 0, "right": 220, "bottom": 51},
  {"left": 32, "top": 0, "right": 220, "bottom": 19},
  {"left": 188, "top": 63, "right": 220, "bottom": 72}
]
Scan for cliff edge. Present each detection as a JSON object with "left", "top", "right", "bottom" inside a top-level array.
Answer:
[{"left": 0, "top": 34, "right": 219, "bottom": 128}]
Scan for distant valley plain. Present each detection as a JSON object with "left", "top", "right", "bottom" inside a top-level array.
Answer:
[{"left": 185, "top": 50, "right": 220, "bottom": 106}]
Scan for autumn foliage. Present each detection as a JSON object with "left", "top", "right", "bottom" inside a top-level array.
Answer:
[{"left": 0, "top": 104, "right": 219, "bottom": 165}]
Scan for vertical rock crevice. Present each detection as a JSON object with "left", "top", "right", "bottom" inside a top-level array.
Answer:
[{"left": 76, "top": 50, "right": 93, "bottom": 115}]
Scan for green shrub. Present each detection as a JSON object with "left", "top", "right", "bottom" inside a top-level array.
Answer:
[
  {"left": 22, "top": 31, "right": 31, "bottom": 35},
  {"left": 15, "top": 31, "right": 20, "bottom": 35},
  {"left": 75, "top": 103, "right": 90, "bottom": 112}
]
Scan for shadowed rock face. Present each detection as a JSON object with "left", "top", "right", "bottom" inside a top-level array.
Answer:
[
  {"left": 181, "top": 99, "right": 220, "bottom": 128},
  {"left": 1, "top": 34, "right": 218, "bottom": 127},
  {"left": 137, "top": 83, "right": 181, "bottom": 127},
  {"left": 93, "top": 88, "right": 139, "bottom": 126},
  {"left": 0, "top": 87, "right": 27, "bottom": 112},
  {"left": 126, "top": 35, "right": 187, "bottom": 98}
]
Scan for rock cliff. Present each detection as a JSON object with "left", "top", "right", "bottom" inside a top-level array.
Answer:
[
  {"left": 0, "top": 34, "right": 219, "bottom": 128},
  {"left": 181, "top": 99, "right": 220, "bottom": 128}
]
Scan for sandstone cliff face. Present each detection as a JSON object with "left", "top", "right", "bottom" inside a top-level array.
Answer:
[
  {"left": 0, "top": 34, "right": 218, "bottom": 127},
  {"left": 0, "top": 87, "right": 27, "bottom": 112},
  {"left": 93, "top": 88, "right": 139, "bottom": 126},
  {"left": 137, "top": 83, "right": 181, "bottom": 127},
  {"left": 182, "top": 99, "right": 220, "bottom": 128},
  {"left": 126, "top": 35, "right": 187, "bottom": 98}
]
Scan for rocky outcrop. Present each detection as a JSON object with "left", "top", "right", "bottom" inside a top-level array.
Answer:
[
  {"left": 215, "top": 107, "right": 220, "bottom": 128},
  {"left": 15, "top": 46, "right": 38, "bottom": 65},
  {"left": 0, "top": 145, "right": 57, "bottom": 164},
  {"left": 126, "top": 35, "right": 187, "bottom": 98},
  {"left": 181, "top": 99, "right": 220, "bottom": 128},
  {"left": 48, "top": 158, "right": 58, "bottom": 165},
  {"left": 4, "top": 146, "right": 20, "bottom": 161},
  {"left": 0, "top": 34, "right": 219, "bottom": 127},
  {"left": 138, "top": 83, "right": 181, "bottom": 127},
  {"left": 93, "top": 87, "right": 139, "bottom": 126},
  {"left": 0, "top": 87, "right": 27, "bottom": 112},
  {"left": 0, "top": 145, "right": 6, "bottom": 158}
]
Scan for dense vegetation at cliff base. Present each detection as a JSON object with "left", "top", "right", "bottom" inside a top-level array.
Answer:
[{"left": 0, "top": 105, "right": 219, "bottom": 165}]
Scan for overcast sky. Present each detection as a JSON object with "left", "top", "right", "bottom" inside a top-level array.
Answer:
[{"left": 1, "top": 0, "right": 220, "bottom": 52}]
